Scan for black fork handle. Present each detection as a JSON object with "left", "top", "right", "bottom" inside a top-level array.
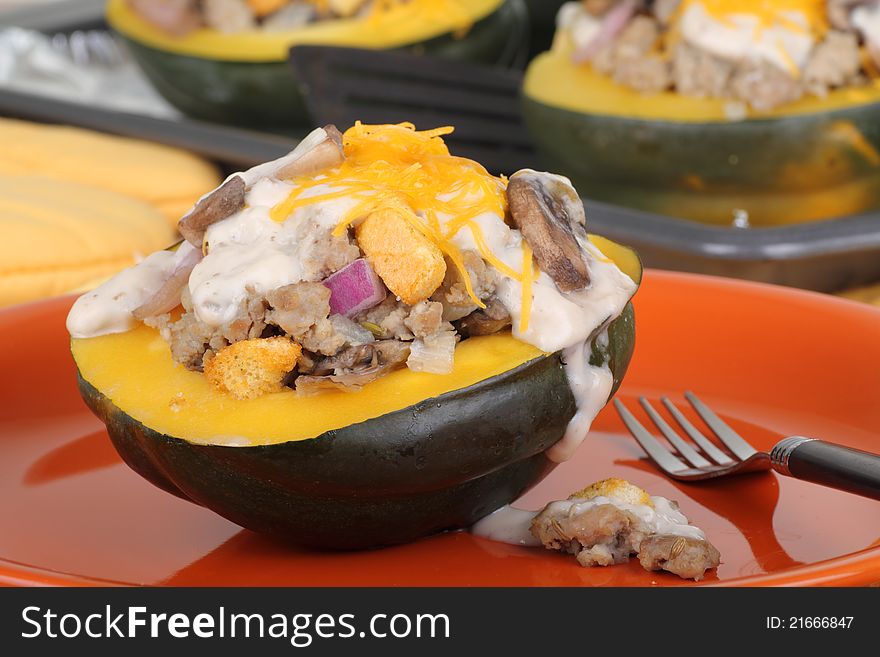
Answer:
[{"left": 770, "top": 437, "right": 880, "bottom": 501}]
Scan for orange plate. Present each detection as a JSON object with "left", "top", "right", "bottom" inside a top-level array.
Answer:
[{"left": 2, "top": 270, "right": 879, "bottom": 587}]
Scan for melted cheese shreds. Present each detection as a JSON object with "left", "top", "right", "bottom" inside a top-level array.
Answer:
[
  {"left": 775, "top": 36, "right": 801, "bottom": 78},
  {"left": 676, "top": 0, "right": 829, "bottom": 37},
  {"left": 364, "top": 0, "right": 475, "bottom": 36},
  {"left": 519, "top": 242, "right": 536, "bottom": 335},
  {"left": 465, "top": 219, "right": 521, "bottom": 282},
  {"left": 304, "top": 0, "right": 472, "bottom": 30},
  {"left": 270, "top": 122, "right": 515, "bottom": 308},
  {"left": 653, "top": 0, "right": 831, "bottom": 81}
]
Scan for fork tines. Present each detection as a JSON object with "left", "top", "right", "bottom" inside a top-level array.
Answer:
[{"left": 614, "top": 392, "right": 759, "bottom": 478}]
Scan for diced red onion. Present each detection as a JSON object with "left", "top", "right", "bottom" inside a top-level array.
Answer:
[
  {"left": 322, "top": 258, "right": 387, "bottom": 318},
  {"left": 572, "top": 0, "right": 638, "bottom": 63},
  {"left": 132, "top": 243, "right": 202, "bottom": 320}
]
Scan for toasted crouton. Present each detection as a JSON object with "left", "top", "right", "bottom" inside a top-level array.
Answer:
[
  {"left": 570, "top": 478, "right": 653, "bottom": 508},
  {"left": 356, "top": 207, "right": 447, "bottom": 305},
  {"left": 204, "top": 337, "right": 301, "bottom": 400}
]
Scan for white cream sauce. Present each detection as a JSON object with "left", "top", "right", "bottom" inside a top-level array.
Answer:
[
  {"left": 553, "top": 339, "right": 614, "bottom": 463},
  {"left": 235, "top": 126, "right": 332, "bottom": 189},
  {"left": 67, "top": 127, "right": 332, "bottom": 335},
  {"left": 443, "top": 175, "right": 634, "bottom": 461},
  {"left": 472, "top": 496, "right": 705, "bottom": 547},
  {"left": 66, "top": 241, "right": 198, "bottom": 338},
  {"left": 853, "top": 3, "right": 880, "bottom": 44},
  {"left": 470, "top": 505, "right": 543, "bottom": 547},
  {"left": 188, "top": 179, "right": 361, "bottom": 326},
  {"left": 187, "top": 127, "right": 365, "bottom": 327},
  {"left": 680, "top": 3, "right": 815, "bottom": 74}
]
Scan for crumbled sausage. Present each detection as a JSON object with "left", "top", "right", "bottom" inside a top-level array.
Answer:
[
  {"left": 456, "top": 299, "right": 511, "bottom": 337},
  {"left": 355, "top": 296, "right": 414, "bottom": 340},
  {"left": 404, "top": 301, "right": 445, "bottom": 338},
  {"left": 672, "top": 42, "right": 735, "bottom": 98},
  {"left": 530, "top": 479, "right": 721, "bottom": 581},
  {"left": 638, "top": 534, "right": 721, "bottom": 581},
  {"left": 202, "top": 0, "right": 256, "bottom": 33},
  {"left": 729, "top": 59, "right": 804, "bottom": 112},
  {"left": 297, "top": 221, "right": 361, "bottom": 282},
  {"left": 166, "top": 288, "right": 269, "bottom": 370},
  {"left": 560, "top": 1, "right": 875, "bottom": 111},
  {"left": 614, "top": 54, "right": 671, "bottom": 93},
  {"left": 804, "top": 30, "right": 862, "bottom": 96},
  {"left": 299, "top": 317, "right": 347, "bottom": 356},
  {"left": 430, "top": 250, "right": 499, "bottom": 321},
  {"left": 532, "top": 503, "right": 651, "bottom": 566},
  {"left": 266, "top": 282, "right": 331, "bottom": 338}
]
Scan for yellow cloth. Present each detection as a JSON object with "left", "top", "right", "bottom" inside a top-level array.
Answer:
[
  {"left": 0, "top": 117, "right": 220, "bottom": 227},
  {"left": 0, "top": 175, "right": 176, "bottom": 308},
  {"left": 839, "top": 283, "right": 880, "bottom": 306}
]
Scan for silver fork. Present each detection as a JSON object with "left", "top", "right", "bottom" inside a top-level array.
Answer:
[
  {"left": 50, "top": 30, "right": 126, "bottom": 69},
  {"left": 614, "top": 392, "right": 880, "bottom": 501}
]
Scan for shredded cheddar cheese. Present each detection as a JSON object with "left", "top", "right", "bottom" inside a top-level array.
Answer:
[
  {"left": 303, "top": 0, "right": 473, "bottom": 27},
  {"left": 365, "top": 0, "right": 475, "bottom": 37},
  {"left": 665, "top": 0, "right": 829, "bottom": 75},
  {"left": 271, "top": 123, "right": 534, "bottom": 314},
  {"left": 776, "top": 37, "right": 801, "bottom": 78},
  {"left": 677, "top": 0, "right": 828, "bottom": 36},
  {"left": 519, "top": 242, "right": 536, "bottom": 335}
]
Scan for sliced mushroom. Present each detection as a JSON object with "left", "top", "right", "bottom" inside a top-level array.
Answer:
[
  {"left": 312, "top": 340, "right": 410, "bottom": 376},
  {"left": 177, "top": 125, "right": 345, "bottom": 246},
  {"left": 507, "top": 170, "right": 591, "bottom": 293},
  {"left": 456, "top": 299, "right": 512, "bottom": 337},
  {"left": 296, "top": 340, "right": 410, "bottom": 393},
  {"left": 132, "top": 244, "right": 203, "bottom": 320},
  {"left": 850, "top": 2, "right": 880, "bottom": 68},
  {"left": 827, "top": 0, "right": 871, "bottom": 30},
  {"left": 178, "top": 175, "right": 246, "bottom": 246},
  {"left": 274, "top": 124, "right": 345, "bottom": 180}
]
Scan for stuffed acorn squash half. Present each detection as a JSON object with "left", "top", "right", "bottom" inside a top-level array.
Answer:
[
  {"left": 68, "top": 123, "right": 640, "bottom": 549},
  {"left": 523, "top": 1, "right": 880, "bottom": 226},
  {"left": 108, "top": 0, "right": 529, "bottom": 127}
]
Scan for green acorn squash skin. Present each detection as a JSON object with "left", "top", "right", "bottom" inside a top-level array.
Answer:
[
  {"left": 523, "top": 0, "right": 566, "bottom": 56},
  {"left": 523, "top": 92, "right": 880, "bottom": 226},
  {"left": 77, "top": 301, "right": 635, "bottom": 549},
  {"left": 116, "top": 0, "right": 528, "bottom": 129}
]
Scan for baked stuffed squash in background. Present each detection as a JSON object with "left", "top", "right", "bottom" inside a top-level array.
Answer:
[
  {"left": 109, "top": 0, "right": 530, "bottom": 127},
  {"left": 523, "top": 0, "right": 880, "bottom": 226}
]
